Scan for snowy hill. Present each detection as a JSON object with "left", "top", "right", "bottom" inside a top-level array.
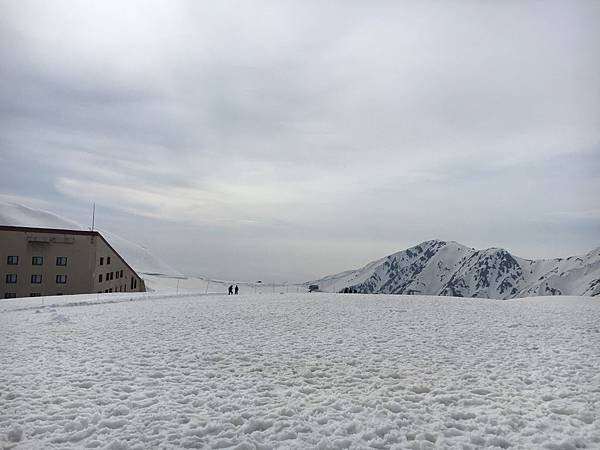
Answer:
[
  {"left": 0, "top": 202, "right": 83, "bottom": 230},
  {"left": 311, "top": 240, "right": 600, "bottom": 299},
  {"left": 0, "top": 202, "right": 182, "bottom": 277},
  {"left": 96, "top": 230, "right": 182, "bottom": 277}
]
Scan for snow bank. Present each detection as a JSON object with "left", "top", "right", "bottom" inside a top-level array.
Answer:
[{"left": 1, "top": 293, "right": 598, "bottom": 449}]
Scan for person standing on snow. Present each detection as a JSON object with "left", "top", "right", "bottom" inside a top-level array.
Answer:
[
  {"left": 234, "top": 285, "right": 239, "bottom": 295},
  {"left": 228, "top": 285, "right": 233, "bottom": 295}
]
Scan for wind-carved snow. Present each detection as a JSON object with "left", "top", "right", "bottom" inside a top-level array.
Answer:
[
  {"left": 1, "top": 293, "right": 599, "bottom": 449},
  {"left": 311, "top": 240, "right": 600, "bottom": 299}
]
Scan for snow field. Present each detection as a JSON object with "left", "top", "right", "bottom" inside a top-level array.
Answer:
[
  {"left": 1, "top": 294, "right": 599, "bottom": 449},
  {"left": 142, "top": 274, "right": 308, "bottom": 297}
]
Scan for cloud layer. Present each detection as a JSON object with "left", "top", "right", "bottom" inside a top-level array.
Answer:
[{"left": 1, "top": 1, "right": 599, "bottom": 280}]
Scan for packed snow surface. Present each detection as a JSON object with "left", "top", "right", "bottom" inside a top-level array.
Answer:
[{"left": 1, "top": 293, "right": 599, "bottom": 449}]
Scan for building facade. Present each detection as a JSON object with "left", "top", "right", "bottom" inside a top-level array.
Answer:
[{"left": 0, "top": 226, "right": 145, "bottom": 299}]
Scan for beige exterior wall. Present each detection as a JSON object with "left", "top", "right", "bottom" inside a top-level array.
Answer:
[
  {"left": 1, "top": 227, "right": 145, "bottom": 299},
  {"left": 92, "top": 237, "right": 144, "bottom": 294}
]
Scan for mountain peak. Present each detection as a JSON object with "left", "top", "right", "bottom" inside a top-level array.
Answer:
[
  {"left": 419, "top": 239, "right": 447, "bottom": 246},
  {"left": 312, "top": 241, "right": 599, "bottom": 299}
]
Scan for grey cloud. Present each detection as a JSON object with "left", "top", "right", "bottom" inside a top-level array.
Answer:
[{"left": 1, "top": 0, "right": 599, "bottom": 280}]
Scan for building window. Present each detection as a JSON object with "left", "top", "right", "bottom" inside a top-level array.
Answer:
[
  {"left": 4, "top": 293, "right": 17, "bottom": 299},
  {"left": 109, "top": 288, "right": 113, "bottom": 293},
  {"left": 100, "top": 257, "right": 104, "bottom": 265},
  {"left": 130, "top": 277, "right": 134, "bottom": 290},
  {"left": 56, "top": 256, "right": 67, "bottom": 266},
  {"left": 110, "top": 272, "right": 114, "bottom": 280},
  {"left": 31, "top": 274, "right": 42, "bottom": 284},
  {"left": 30, "top": 293, "right": 42, "bottom": 297},
  {"left": 107, "top": 257, "right": 111, "bottom": 265},
  {"left": 32, "top": 256, "right": 43, "bottom": 265},
  {"left": 120, "top": 270, "right": 123, "bottom": 278},
  {"left": 7, "top": 256, "right": 18, "bottom": 265},
  {"left": 56, "top": 274, "right": 67, "bottom": 284},
  {"left": 5, "top": 274, "right": 17, "bottom": 284},
  {"left": 99, "top": 274, "right": 103, "bottom": 283}
]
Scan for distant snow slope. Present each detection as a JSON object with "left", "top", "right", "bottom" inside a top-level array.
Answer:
[
  {"left": 311, "top": 240, "right": 600, "bottom": 299},
  {"left": 1, "top": 293, "right": 598, "bottom": 449},
  {"left": 0, "top": 202, "right": 83, "bottom": 230},
  {"left": 0, "top": 201, "right": 182, "bottom": 277},
  {"left": 142, "top": 273, "right": 308, "bottom": 295},
  {"left": 97, "top": 230, "right": 182, "bottom": 277}
]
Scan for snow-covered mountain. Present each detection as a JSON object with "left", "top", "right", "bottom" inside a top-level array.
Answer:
[
  {"left": 310, "top": 240, "right": 600, "bottom": 299},
  {"left": 0, "top": 202, "right": 182, "bottom": 277}
]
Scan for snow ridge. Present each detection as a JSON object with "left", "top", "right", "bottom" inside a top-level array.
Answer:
[{"left": 311, "top": 240, "right": 600, "bottom": 299}]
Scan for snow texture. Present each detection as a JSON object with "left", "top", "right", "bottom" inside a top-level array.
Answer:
[
  {"left": 311, "top": 240, "right": 600, "bottom": 299},
  {"left": 1, "top": 292, "right": 599, "bottom": 449}
]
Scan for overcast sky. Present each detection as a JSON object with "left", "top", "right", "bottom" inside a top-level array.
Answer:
[{"left": 1, "top": 0, "right": 599, "bottom": 281}]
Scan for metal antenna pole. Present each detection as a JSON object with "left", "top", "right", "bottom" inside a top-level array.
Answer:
[{"left": 91, "top": 202, "right": 96, "bottom": 231}]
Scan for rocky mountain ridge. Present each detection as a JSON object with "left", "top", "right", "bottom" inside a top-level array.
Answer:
[{"left": 311, "top": 240, "right": 600, "bottom": 299}]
